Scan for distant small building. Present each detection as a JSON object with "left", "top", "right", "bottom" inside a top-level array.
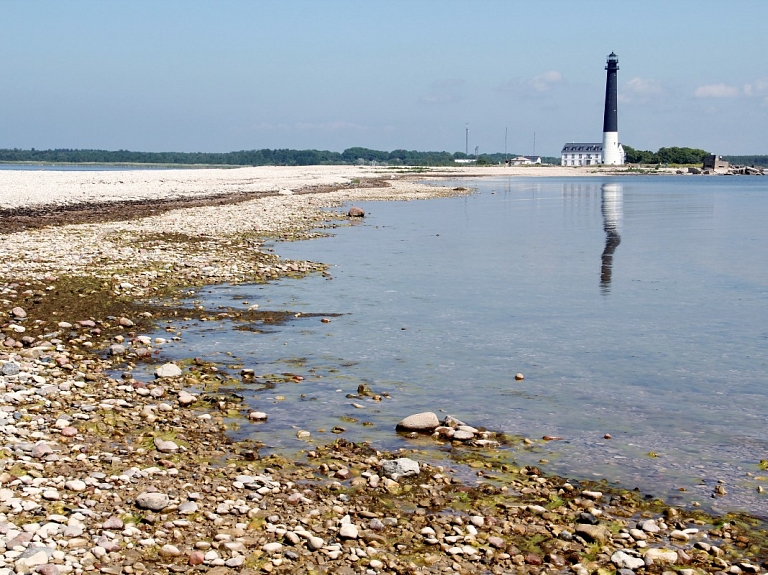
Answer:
[
  {"left": 454, "top": 158, "right": 476, "bottom": 164},
  {"left": 560, "top": 142, "right": 625, "bottom": 166},
  {"left": 703, "top": 154, "right": 729, "bottom": 171},
  {"left": 508, "top": 155, "right": 541, "bottom": 166}
]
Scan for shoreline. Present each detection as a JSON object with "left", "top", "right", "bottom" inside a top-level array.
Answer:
[{"left": 1, "top": 166, "right": 767, "bottom": 574}]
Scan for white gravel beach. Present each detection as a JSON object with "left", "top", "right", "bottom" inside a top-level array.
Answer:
[{"left": 0, "top": 164, "right": 609, "bottom": 210}]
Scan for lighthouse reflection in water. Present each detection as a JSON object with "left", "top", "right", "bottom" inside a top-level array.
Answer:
[{"left": 600, "top": 183, "right": 622, "bottom": 294}]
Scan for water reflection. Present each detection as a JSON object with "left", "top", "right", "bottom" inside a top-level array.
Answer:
[{"left": 600, "top": 183, "right": 623, "bottom": 294}]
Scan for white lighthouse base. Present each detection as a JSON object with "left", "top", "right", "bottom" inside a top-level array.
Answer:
[{"left": 602, "top": 132, "right": 624, "bottom": 165}]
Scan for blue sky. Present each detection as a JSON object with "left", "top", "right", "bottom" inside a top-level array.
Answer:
[{"left": 1, "top": 0, "right": 767, "bottom": 156}]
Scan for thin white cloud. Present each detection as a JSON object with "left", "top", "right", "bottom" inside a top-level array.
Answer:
[
  {"left": 626, "top": 77, "right": 663, "bottom": 96},
  {"left": 694, "top": 83, "right": 739, "bottom": 98},
  {"left": 496, "top": 70, "right": 565, "bottom": 97},
  {"left": 529, "top": 71, "right": 563, "bottom": 92},
  {"left": 620, "top": 77, "right": 664, "bottom": 103}
]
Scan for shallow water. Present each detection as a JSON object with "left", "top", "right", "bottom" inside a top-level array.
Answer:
[{"left": 134, "top": 175, "right": 768, "bottom": 517}]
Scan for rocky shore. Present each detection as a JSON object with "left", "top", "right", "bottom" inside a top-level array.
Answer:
[{"left": 1, "top": 166, "right": 768, "bottom": 575}]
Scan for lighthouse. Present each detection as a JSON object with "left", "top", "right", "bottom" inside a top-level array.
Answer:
[{"left": 602, "top": 52, "right": 623, "bottom": 165}]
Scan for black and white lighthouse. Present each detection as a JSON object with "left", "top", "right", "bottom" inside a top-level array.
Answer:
[{"left": 602, "top": 52, "right": 623, "bottom": 165}]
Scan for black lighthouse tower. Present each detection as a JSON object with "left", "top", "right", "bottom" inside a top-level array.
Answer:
[{"left": 601, "top": 52, "right": 622, "bottom": 165}]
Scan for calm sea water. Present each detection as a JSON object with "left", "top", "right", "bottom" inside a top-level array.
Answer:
[{"left": 135, "top": 175, "right": 768, "bottom": 517}]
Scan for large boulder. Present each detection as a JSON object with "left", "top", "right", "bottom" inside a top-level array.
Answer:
[{"left": 396, "top": 412, "right": 439, "bottom": 432}]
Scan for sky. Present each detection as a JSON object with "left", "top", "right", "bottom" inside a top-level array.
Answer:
[{"left": 1, "top": 0, "right": 767, "bottom": 157}]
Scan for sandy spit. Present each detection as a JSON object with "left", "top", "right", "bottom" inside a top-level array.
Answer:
[{"left": 0, "top": 164, "right": 653, "bottom": 210}]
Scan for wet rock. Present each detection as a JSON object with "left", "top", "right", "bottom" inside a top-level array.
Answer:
[
  {"left": 155, "top": 363, "right": 182, "bottom": 378},
  {"left": 249, "top": 411, "right": 268, "bottom": 421},
  {"left": 396, "top": 412, "right": 439, "bottom": 432},
  {"left": 109, "top": 344, "right": 126, "bottom": 356},
  {"left": 348, "top": 206, "right": 365, "bottom": 217}
]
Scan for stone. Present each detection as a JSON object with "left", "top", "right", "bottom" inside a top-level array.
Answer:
[
  {"left": 189, "top": 551, "right": 205, "bottom": 565},
  {"left": 612, "top": 550, "right": 645, "bottom": 570},
  {"left": 640, "top": 519, "right": 660, "bottom": 533},
  {"left": 308, "top": 536, "right": 324, "bottom": 550},
  {"left": 249, "top": 411, "right": 268, "bottom": 421},
  {"left": 643, "top": 548, "right": 678, "bottom": 565},
  {"left": 396, "top": 412, "right": 439, "bottom": 432},
  {"left": 12, "top": 307, "right": 27, "bottom": 318},
  {"left": 575, "top": 524, "right": 610, "bottom": 544},
  {"left": 262, "top": 542, "right": 283, "bottom": 554},
  {"left": 155, "top": 363, "right": 182, "bottom": 378},
  {"left": 136, "top": 492, "right": 170, "bottom": 511},
  {"left": 670, "top": 529, "right": 689, "bottom": 541},
  {"left": 109, "top": 344, "right": 126, "bottom": 356},
  {"left": 339, "top": 523, "right": 359, "bottom": 539},
  {"left": 178, "top": 391, "right": 197, "bottom": 406},
  {"left": 1, "top": 362, "right": 20, "bottom": 376},
  {"left": 380, "top": 458, "right": 420, "bottom": 480},
  {"left": 159, "top": 544, "right": 181, "bottom": 557},
  {"left": 154, "top": 437, "right": 179, "bottom": 453},
  {"left": 64, "top": 479, "right": 87, "bottom": 492},
  {"left": 32, "top": 443, "right": 54, "bottom": 459},
  {"left": 348, "top": 206, "right": 365, "bottom": 217},
  {"left": 102, "top": 516, "right": 124, "bottom": 530},
  {"left": 179, "top": 501, "right": 198, "bottom": 514}
]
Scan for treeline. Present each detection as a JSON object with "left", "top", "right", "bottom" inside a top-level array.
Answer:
[
  {"left": 721, "top": 155, "right": 768, "bottom": 167},
  {"left": 624, "top": 146, "right": 710, "bottom": 165},
  {"left": 0, "top": 147, "right": 540, "bottom": 167}
]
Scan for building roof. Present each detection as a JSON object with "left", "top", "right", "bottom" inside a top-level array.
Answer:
[{"left": 561, "top": 143, "right": 602, "bottom": 153}]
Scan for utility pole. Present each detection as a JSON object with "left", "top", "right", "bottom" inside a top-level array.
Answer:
[
  {"left": 505, "top": 127, "right": 508, "bottom": 163},
  {"left": 465, "top": 123, "right": 469, "bottom": 156}
]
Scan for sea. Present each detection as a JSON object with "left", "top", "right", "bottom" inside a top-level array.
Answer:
[{"left": 130, "top": 175, "right": 768, "bottom": 518}]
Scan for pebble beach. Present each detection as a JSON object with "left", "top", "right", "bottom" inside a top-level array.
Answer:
[{"left": 1, "top": 164, "right": 766, "bottom": 575}]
